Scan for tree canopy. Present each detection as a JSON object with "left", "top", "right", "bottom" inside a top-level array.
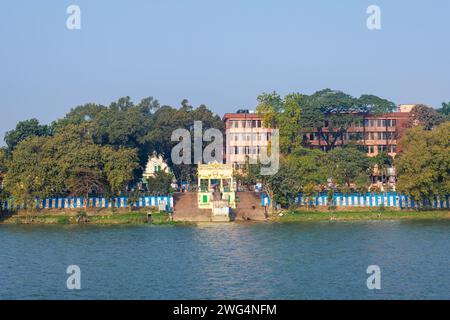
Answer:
[
  {"left": 396, "top": 122, "right": 450, "bottom": 200},
  {"left": 3, "top": 124, "right": 139, "bottom": 204},
  {"left": 1, "top": 96, "right": 225, "bottom": 202},
  {"left": 257, "top": 89, "right": 396, "bottom": 152},
  {"left": 4, "top": 118, "right": 51, "bottom": 151},
  {"left": 407, "top": 104, "right": 445, "bottom": 130}
]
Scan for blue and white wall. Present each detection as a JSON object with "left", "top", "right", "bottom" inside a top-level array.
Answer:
[
  {"left": 261, "top": 193, "right": 449, "bottom": 209},
  {"left": 1, "top": 196, "right": 173, "bottom": 211}
]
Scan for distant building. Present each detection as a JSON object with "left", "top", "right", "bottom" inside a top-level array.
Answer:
[
  {"left": 143, "top": 153, "right": 171, "bottom": 179},
  {"left": 304, "top": 105, "right": 415, "bottom": 157},
  {"left": 223, "top": 106, "right": 415, "bottom": 161},
  {"left": 223, "top": 110, "right": 274, "bottom": 169},
  {"left": 222, "top": 105, "right": 418, "bottom": 191}
]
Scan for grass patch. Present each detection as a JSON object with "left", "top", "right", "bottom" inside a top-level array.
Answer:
[
  {"left": 272, "top": 209, "right": 450, "bottom": 222},
  {"left": 0, "top": 210, "right": 185, "bottom": 225}
]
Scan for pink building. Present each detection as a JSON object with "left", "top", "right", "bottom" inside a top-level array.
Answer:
[{"left": 223, "top": 110, "right": 273, "bottom": 168}]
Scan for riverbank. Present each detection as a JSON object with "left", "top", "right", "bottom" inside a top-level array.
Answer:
[
  {"left": 272, "top": 208, "right": 450, "bottom": 222},
  {"left": 1, "top": 207, "right": 449, "bottom": 225},
  {"left": 0, "top": 209, "right": 187, "bottom": 225}
]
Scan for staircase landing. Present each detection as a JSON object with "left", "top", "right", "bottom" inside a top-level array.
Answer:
[{"left": 173, "top": 193, "right": 212, "bottom": 222}]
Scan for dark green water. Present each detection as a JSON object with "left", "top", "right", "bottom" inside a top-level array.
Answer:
[{"left": 0, "top": 221, "right": 449, "bottom": 299}]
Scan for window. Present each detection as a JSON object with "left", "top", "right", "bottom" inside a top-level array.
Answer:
[
  {"left": 377, "top": 132, "right": 382, "bottom": 140},
  {"left": 242, "top": 121, "right": 246, "bottom": 128},
  {"left": 378, "top": 145, "right": 387, "bottom": 153},
  {"left": 370, "top": 120, "right": 374, "bottom": 127},
  {"left": 370, "top": 132, "right": 375, "bottom": 140},
  {"left": 228, "top": 120, "right": 233, "bottom": 128},
  {"left": 234, "top": 121, "right": 238, "bottom": 128},
  {"left": 391, "top": 145, "right": 397, "bottom": 153},
  {"left": 257, "top": 120, "right": 262, "bottom": 128},
  {"left": 369, "top": 146, "right": 374, "bottom": 154},
  {"left": 380, "top": 132, "right": 392, "bottom": 140},
  {"left": 310, "top": 133, "right": 314, "bottom": 141},
  {"left": 364, "top": 119, "right": 369, "bottom": 127},
  {"left": 252, "top": 120, "right": 256, "bottom": 128}
]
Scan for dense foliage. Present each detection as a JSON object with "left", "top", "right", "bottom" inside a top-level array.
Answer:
[
  {"left": 1, "top": 97, "right": 223, "bottom": 203},
  {"left": 257, "top": 89, "right": 396, "bottom": 153},
  {"left": 396, "top": 122, "right": 450, "bottom": 200},
  {"left": 1, "top": 92, "right": 448, "bottom": 209}
]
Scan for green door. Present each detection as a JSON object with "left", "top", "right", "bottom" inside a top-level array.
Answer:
[{"left": 203, "top": 195, "right": 208, "bottom": 204}]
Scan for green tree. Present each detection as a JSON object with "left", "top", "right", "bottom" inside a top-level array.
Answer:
[
  {"left": 439, "top": 101, "right": 450, "bottom": 115},
  {"left": 256, "top": 91, "right": 284, "bottom": 128},
  {"left": 257, "top": 89, "right": 395, "bottom": 153},
  {"left": 326, "top": 144, "right": 370, "bottom": 192},
  {"left": 301, "top": 89, "right": 395, "bottom": 151},
  {"left": 4, "top": 118, "right": 51, "bottom": 151},
  {"left": 0, "top": 148, "right": 6, "bottom": 176},
  {"left": 3, "top": 136, "right": 62, "bottom": 208},
  {"left": 103, "top": 146, "right": 140, "bottom": 196},
  {"left": 438, "top": 102, "right": 450, "bottom": 120},
  {"left": 370, "top": 151, "right": 394, "bottom": 182},
  {"left": 241, "top": 147, "right": 328, "bottom": 210},
  {"left": 3, "top": 124, "right": 140, "bottom": 207},
  {"left": 396, "top": 122, "right": 450, "bottom": 201},
  {"left": 146, "top": 171, "right": 174, "bottom": 195},
  {"left": 0, "top": 148, "right": 8, "bottom": 207}
]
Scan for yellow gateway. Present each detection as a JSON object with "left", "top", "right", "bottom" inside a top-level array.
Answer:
[{"left": 197, "top": 162, "right": 237, "bottom": 221}]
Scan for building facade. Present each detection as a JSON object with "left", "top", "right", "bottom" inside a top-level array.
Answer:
[
  {"left": 223, "top": 105, "right": 414, "bottom": 160},
  {"left": 304, "top": 106, "right": 413, "bottom": 157},
  {"left": 223, "top": 110, "right": 274, "bottom": 168},
  {"left": 143, "top": 153, "right": 171, "bottom": 179}
]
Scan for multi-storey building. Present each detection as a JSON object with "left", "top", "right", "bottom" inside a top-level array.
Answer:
[
  {"left": 223, "top": 105, "right": 415, "bottom": 161},
  {"left": 223, "top": 110, "right": 273, "bottom": 168},
  {"left": 304, "top": 105, "right": 414, "bottom": 157}
]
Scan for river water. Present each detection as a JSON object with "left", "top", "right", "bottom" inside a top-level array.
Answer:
[{"left": 0, "top": 220, "right": 449, "bottom": 299}]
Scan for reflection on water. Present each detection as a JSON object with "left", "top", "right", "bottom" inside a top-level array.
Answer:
[{"left": 0, "top": 221, "right": 449, "bottom": 299}]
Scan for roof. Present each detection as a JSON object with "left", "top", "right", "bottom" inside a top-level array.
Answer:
[{"left": 223, "top": 113, "right": 262, "bottom": 121}]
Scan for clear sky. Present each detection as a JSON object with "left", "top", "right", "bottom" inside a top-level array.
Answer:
[{"left": 1, "top": 0, "right": 449, "bottom": 144}]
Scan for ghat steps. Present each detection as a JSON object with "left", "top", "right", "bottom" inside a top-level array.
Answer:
[{"left": 173, "top": 192, "right": 267, "bottom": 222}]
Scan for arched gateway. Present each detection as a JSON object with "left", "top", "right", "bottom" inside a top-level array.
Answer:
[{"left": 197, "top": 162, "right": 237, "bottom": 221}]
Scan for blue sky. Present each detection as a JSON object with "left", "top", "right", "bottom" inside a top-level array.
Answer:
[{"left": 1, "top": 0, "right": 449, "bottom": 144}]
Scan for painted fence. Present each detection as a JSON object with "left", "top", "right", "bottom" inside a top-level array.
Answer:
[
  {"left": 261, "top": 192, "right": 450, "bottom": 209},
  {"left": 0, "top": 196, "right": 173, "bottom": 211}
]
